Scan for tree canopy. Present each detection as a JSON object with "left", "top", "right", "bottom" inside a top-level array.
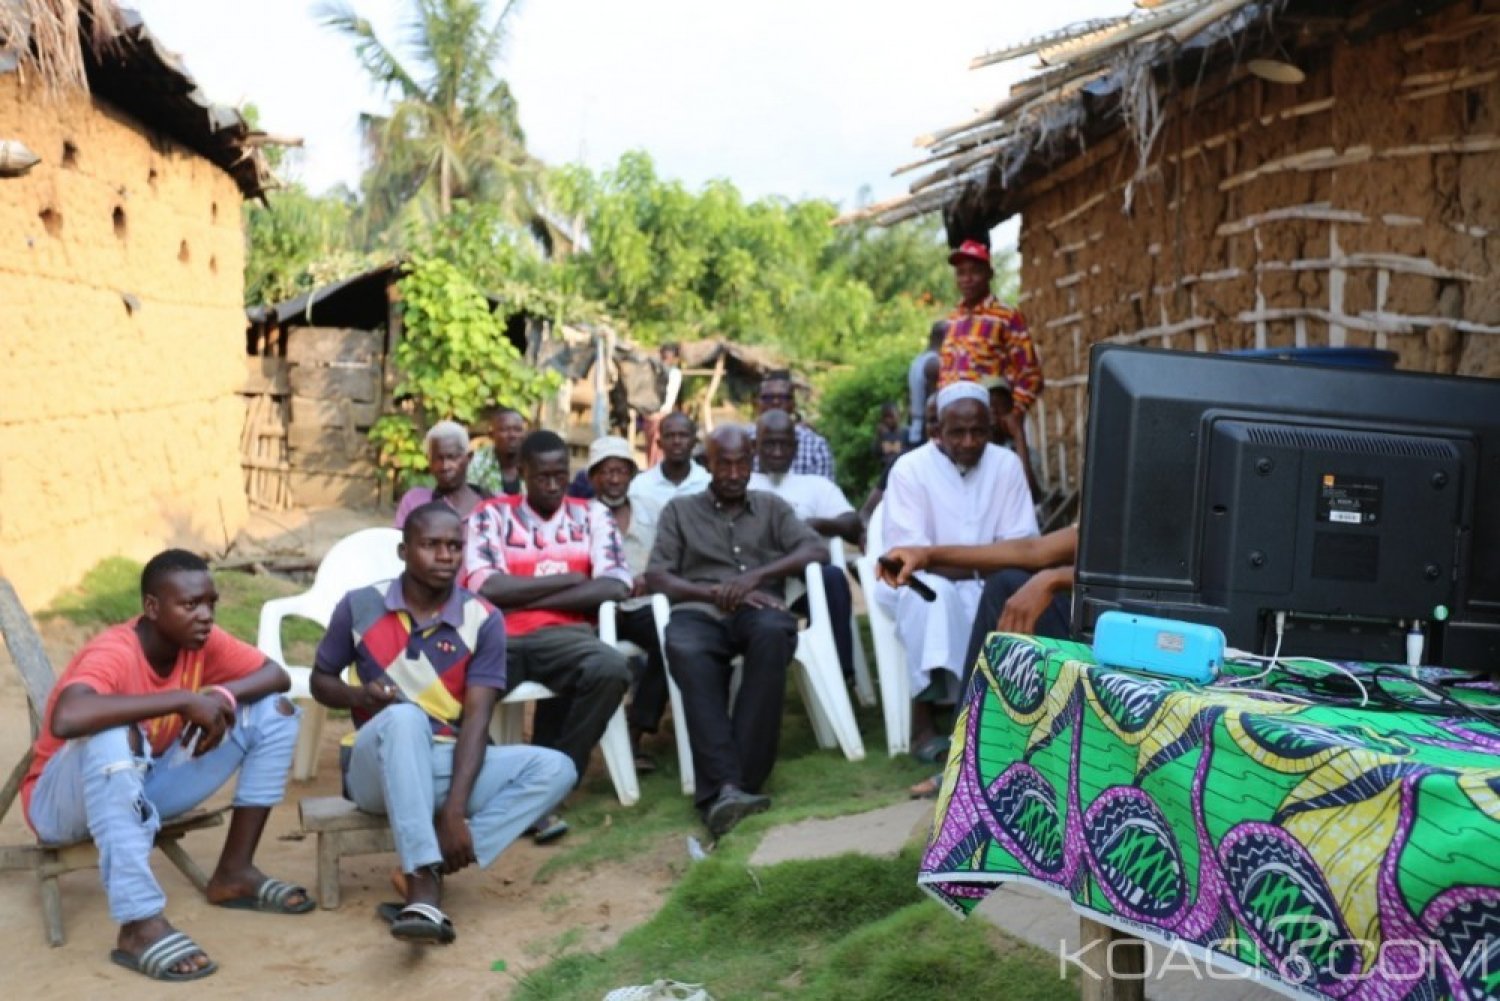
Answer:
[{"left": 549, "top": 151, "right": 964, "bottom": 366}]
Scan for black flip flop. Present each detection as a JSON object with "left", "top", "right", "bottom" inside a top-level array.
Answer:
[
  {"left": 912, "top": 735, "right": 951, "bottom": 764},
  {"left": 213, "top": 877, "right": 315, "bottom": 914},
  {"left": 529, "top": 813, "right": 570, "bottom": 845},
  {"left": 389, "top": 902, "right": 456, "bottom": 945},
  {"left": 110, "top": 930, "right": 219, "bottom": 981}
]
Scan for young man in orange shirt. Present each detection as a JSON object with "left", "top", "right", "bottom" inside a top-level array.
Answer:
[{"left": 23, "top": 550, "right": 307, "bottom": 981}]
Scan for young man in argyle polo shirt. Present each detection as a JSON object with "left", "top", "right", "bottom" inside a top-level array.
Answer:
[
  {"left": 462, "top": 431, "right": 633, "bottom": 819},
  {"left": 311, "top": 503, "right": 574, "bottom": 943}
]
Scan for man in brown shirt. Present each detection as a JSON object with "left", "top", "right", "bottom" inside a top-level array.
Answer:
[{"left": 647, "top": 426, "right": 828, "bottom": 837}]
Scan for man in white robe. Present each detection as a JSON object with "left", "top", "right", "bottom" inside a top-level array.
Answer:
[{"left": 874, "top": 381, "right": 1037, "bottom": 756}]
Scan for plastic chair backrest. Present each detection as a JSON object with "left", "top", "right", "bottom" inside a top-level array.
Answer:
[
  {"left": 865, "top": 503, "right": 887, "bottom": 558},
  {"left": 303, "top": 528, "right": 405, "bottom": 626}
]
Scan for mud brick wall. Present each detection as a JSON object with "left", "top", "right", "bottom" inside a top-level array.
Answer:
[
  {"left": 1016, "top": 5, "right": 1500, "bottom": 491},
  {"left": 0, "top": 76, "right": 249, "bottom": 607}
]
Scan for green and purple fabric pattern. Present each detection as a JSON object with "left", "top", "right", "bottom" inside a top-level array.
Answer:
[{"left": 918, "top": 635, "right": 1500, "bottom": 1000}]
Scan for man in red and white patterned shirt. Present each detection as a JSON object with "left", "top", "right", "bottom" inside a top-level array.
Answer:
[
  {"left": 938, "top": 239, "right": 1044, "bottom": 417},
  {"left": 463, "top": 430, "right": 632, "bottom": 818}
]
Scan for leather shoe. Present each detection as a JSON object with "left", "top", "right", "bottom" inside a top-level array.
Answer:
[{"left": 704, "top": 785, "right": 771, "bottom": 838}]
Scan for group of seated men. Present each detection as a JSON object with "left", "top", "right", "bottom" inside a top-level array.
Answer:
[
  {"left": 14, "top": 425, "right": 842, "bottom": 974},
  {"left": 386, "top": 375, "right": 858, "bottom": 842},
  {"left": 18, "top": 349, "right": 1080, "bottom": 976}
]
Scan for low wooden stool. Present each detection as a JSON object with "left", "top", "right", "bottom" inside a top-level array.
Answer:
[
  {"left": 0, "top": 578, "right": 230, "bottom": 946},
  {"left": 0, "top": 807, "right": 225, "bottom": 946},
  {"left": 299, "top": 796, "right": 394, "bottom": 909}
]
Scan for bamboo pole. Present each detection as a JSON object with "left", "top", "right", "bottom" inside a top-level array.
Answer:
[
  {"left": 1166, "top": 0, "right": 1256, "bottom": 44},
  {"left": 969, "top": 16, "right": 1128, "bottom": 69},
  {"left": 700, "top": 354, "right": 726, "bottom": 434}
]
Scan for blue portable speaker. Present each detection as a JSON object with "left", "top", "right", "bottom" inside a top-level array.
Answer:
[{"left": 1092, "top": 611, "right": 1224, "bottom": 684}]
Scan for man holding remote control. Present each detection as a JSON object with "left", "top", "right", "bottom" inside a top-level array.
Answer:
[
  {"left": 880, "top": 524, "right": 1077, "bottom": 799},
  {"left": 880, "top": 524, "right": 1078, "bottom": 669}
]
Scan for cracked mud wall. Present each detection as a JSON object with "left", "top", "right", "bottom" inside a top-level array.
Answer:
[{"left": 0, "top": 76, "right": 250, "bottom": 607}]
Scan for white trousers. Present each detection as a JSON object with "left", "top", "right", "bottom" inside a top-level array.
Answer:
[{"left": 875, "top": 574, "right": 983, "bottom": 694}]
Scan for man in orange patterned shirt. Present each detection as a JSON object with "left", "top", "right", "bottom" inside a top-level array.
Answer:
[{"left": 938, "top": 240, "right": 1044, "bottom": 415}]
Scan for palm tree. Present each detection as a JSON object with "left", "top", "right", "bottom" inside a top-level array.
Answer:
[{"left": 319, "top": 0, "right": 539, "bottom": 244}]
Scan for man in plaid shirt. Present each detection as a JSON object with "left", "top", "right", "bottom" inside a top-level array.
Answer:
[{"left": 752, "top": 371, "right": 835, "bottom": 482}]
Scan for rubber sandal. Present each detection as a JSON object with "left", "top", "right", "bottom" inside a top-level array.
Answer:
[
  {"left": 390, "top": 902, "right": 456, "bottom": 945},
  {"left": 110, "top": 930, "right": 218, "bottom": 981},
  {"left": 213, "top": 877, "right": 315, "bottom": 914},
  {"left": 529, "top": 813, "right": 570, "bottom": 845}
]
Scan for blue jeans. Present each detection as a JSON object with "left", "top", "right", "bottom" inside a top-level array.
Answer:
[
  {"left": 344, "top": 703, "right": 576, "bottom": 873},
  {"left": 28, "top": 694, "right": 301, "bottom": 924}
]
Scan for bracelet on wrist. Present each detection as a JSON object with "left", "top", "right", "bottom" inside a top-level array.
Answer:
[{"left": 202, "top": 684, "right": 238, "bottom": 712}]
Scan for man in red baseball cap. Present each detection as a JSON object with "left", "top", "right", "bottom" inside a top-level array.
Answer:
[{"left": 938, "top": 240, "right": 1044, "bottom": 417}]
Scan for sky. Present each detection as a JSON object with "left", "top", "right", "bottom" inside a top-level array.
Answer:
[{"left": 127, "top": 0, "right": 1126, "bottom": 223}]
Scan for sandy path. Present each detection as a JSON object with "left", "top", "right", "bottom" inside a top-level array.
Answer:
[{"left": 0, "top": 661, "right": 675, "bottom": 999}]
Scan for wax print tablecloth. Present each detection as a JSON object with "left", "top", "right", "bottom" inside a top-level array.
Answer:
[{"left": 918, "top": 634, "right": 1500, "bottom": 1000}]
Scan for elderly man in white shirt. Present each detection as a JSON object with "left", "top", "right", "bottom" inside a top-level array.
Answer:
[
  {"left": 874, "top": 380, "right": 1037, "bottom": 761},
  {"left": 749, "top": 409, "right": 862, "bottom": 677}
]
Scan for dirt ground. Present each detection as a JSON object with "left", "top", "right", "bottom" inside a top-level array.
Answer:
[
  {"left": 0, "top": 538, "right": 679, "bottom": 1001},
  {"left": 227, "top": 505, "right": 394, "bottom": 568}
]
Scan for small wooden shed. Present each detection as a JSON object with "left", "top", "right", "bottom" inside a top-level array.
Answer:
[
  {"left": 244, "top": 264, "right": 536, "bottom": 507},
  {"left": 852, "top": 0, "right": 1500, "bottom": 490}
]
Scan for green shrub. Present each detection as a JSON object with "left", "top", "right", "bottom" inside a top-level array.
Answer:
[{"left": 814, "top": 340, "right": 917, "bottom": 502}]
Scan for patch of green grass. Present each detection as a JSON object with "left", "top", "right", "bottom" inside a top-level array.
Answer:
[
  {"left": 537, "top": 693, "right": 932, "bottom": 881},
  {"left": 43, "top": 557, "right": 325, "bottom": 663},
  {"left": 43, "top": 556, "right": 142, "bottom": 627},
  {"left": 516, "top": 843, "right": 1075, "bottom": 1001},
  {"left": 803, "top": 902, "right": 1075, "bottom": 1001}
]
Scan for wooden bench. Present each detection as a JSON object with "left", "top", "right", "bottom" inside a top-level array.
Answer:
[
  {"left": 0, "top": 578, "right": 226, "bottom": 946},
  {"left": 298, "top": 796, "right": 394, "bottom": 910}
]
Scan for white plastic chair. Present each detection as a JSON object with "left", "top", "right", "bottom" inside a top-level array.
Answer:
[
  {"left": 485, "top": 601, "right": 645, "bottom": 807},
  {"left": 658, "top": 563, "right": 866, "bottom": 797},
  {"left": 852, "top": 504, "right": 911, "bottom": 756},
  {"left": 255, "top": 527, "right": 406, "bottom": 781},
  {"left": 826, "top": 537, "right": 876, "bottom": 708}
]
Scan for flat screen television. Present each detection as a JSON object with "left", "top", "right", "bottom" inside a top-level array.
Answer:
[{"left": 1074, "top": 345, "right": 1500, "bottom": 673}]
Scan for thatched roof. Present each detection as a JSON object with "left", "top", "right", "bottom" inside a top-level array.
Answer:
[
  {"left": 840, "top": 0, "right": 1468, "bottom": 235},
  {"left": 1, "top": 1, "right": 277, "bottom": 198}
]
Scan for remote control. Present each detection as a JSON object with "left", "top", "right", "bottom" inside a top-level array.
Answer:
[{"left": 877, "top": 556, "right": 938, "bottom": 602}]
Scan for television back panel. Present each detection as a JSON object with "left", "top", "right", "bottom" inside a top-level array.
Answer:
[
  {"left": 1200, "top": 420, "right": 1468, "bottom": 632},
  {"left": 1075, "top": 345, "right": 1500, "bottom": 673}
]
